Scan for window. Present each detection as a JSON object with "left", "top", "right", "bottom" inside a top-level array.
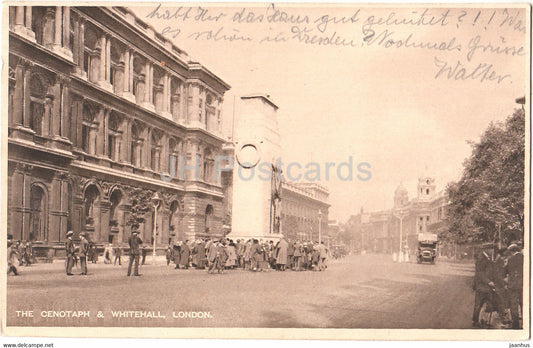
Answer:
[
  {"left": 29, "top": 75, "right": 45, "bottom": 135},
  {"left": 169, "top": 138, "right": 180, "bottom": 178},
  {"left": 150, "top": 131, "right": 161, "bottom": 172},
  {"left": 82, "top": 105, "right": 96, "bottom": 154},
  {"left": 170, "top": 78, "right": 181, "bottom": 119},
  {"left": 203, "top": 148, "right": 214, "bottom": 182},
  {"left": 130, "top": 123, "right": 143, "bottom": 167},
  {"left": 107, "top": 113, "right": 121, "bottom": 161}
]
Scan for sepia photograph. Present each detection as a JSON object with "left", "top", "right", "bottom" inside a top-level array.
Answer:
[{"left": 1, "top": 2, "right": 530, "bottom": 341}]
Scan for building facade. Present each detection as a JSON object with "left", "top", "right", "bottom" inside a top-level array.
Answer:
[
  {"left": 346, "top": 177, "right": 449, "bottom": 258},
  {"left": 8, "top": 6, "right": 231, "bottom": 255},
  {"left": 281, "top": 182, "right": 330, "bottom": 242}
]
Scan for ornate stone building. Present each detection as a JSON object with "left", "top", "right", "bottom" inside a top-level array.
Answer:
[
  {"left": 346, "top": 177, "right": 449, "bottom": 257},
  {"left": 8, "top": 6, "right": 230, "bottom": 255},
  {"left": 281, "top": 182, "right": 330, "bottom": 242}
]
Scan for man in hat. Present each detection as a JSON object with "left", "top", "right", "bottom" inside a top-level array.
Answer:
[
  {"left": 7, "top": 240, "right": 19, "bottom": 276},
  {"left": 127, "top": 230, "right": 143, "bottom": 276},
  {"left": 65, "top": 231, "right": 75, "bottom": 276},
  {"left": 472, "top": 242, "right": 495, "bottom": 327},
  {"left": 79, "top": 232, "right": 89, "bottom": 275},
  {"left": 506, "top": 243, "right": 523, "bottom": 329}
]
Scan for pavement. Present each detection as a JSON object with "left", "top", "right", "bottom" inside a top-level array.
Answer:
[{"left": 6, "top": 254, "right": 475, "bottom": 328}]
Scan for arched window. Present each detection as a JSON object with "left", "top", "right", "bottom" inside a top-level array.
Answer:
[
  {"left": 130, "top": 123, "right": 143, "bottom": 167},
  {"left": 170, "top": 78, "right": 182, "bottom": 119},
  {"left": 107, "top": 112, "right": 122, "bottom": 161},
  {"left": 30, "top": 184, "right": 47, "bottom": 241},
  {"left": 150, "top": 131, "right": 162, "bottom": 172},
  {"left": 29, "top": 75, "right": 45, "bottom": 135},
  {"left": 205, "top": 204, "right": 214, "bottom": 235},
  {"left": 83, "top": 25, "right": 100, "bottom": 82},
  {"left": 153, "top": 67, "right": 164, "bottom": 113},
  {"left": 169, "top": 138, "right": 180, "bottom": 179},
  {"left": 110, "top": 40, "right": 124, "bottom": 93},
  {"left": 31, "top": 7, "right": 54, "bottom": 47},
  {"left": 82, "top": 104, "right": 97, "bottom": 154},
  {"left": 132, "top": 56, "right": 145, "bottom": 103},
  {"left": 203, "top": 148, "right": 214, "bottom": 182},
  {"left": 84, "top": 185, "right": 100, "bottom": 227},
  {"left": 109, "top": 189, "right": 122, "bottom": 226}
]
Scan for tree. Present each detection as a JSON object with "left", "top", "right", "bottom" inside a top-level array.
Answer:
[{"left": 446, "top": 106, "right": 525, "bottom": 244}]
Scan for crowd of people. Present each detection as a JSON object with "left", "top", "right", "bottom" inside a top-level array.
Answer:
[
  {"left": 165, "top": 238, "right": 329, "bottom": 273},
  {"left": 472, "top": 242, "right": 523, "bottom": 329},
  {"left": 7, "top": 240, "right": 37, "bottom": 276}
]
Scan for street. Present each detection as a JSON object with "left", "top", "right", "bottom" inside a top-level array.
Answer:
[{"left": 7, "top": 254, "right": 475, "bottom": 328}]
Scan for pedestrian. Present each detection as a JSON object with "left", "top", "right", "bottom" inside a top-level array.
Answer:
[
  {"left": 24, "top": 240, "right": 33, "bottom": 266},
  {"left": 166, "top": 246, "right": 173, "bottom": 266},
  {"left": 506, "top": 244, "right": 523, "bottom": 329},
  {"left": 179, "top": 240, "right": 191, "bottom": 269},
  {"left": 207, "top": 240, "right": 218, "bottom": 274},
  {"left": 250, "top": 239, "right": 262, "bottom": 271},
  {"left": 318, "top": 241, "right": 328, "bottom": 271},
  {"left": 225, "top": 240, "right": 237, "bottom": 269},
  {"left": 216, "top": 240, "right": 229, "bottom": 273},
  {"left": 79, "top": 233, "right": 89, "bottom": 275},
  {"left": 127, "top": 230, "right": 142, "bottom": 276},
  {"left": 236, "top": 239, "right": 244, "bottom": 268},
  {"left": 104, "top": 244, "right": 112, "bottom": 264},
  {"left": 243, "top": 239, "right": 252, "bottom": 270},
  {"left": 141, "top": 245, "right": 148, "bottom": 265},
  {"left": 276, "top": 238, "right": 288, "bottom": 271},
  {"left": 287, "top": 240, "right": 294, "bottom": 270},
  {"left": 114, "top": 245, "right": 122, "bottom": 266},
  {"left": 7, "top": 240, "right": 19, "bottom": 276},
  {"left": 197, "top": 239, "right": 207, "bottom": 269},
  {"left": 492, "top": 247, "right": 510, "bottom": 326},
  {"left": 472, "top": 243, "right": 495, "bottom": 327},
  {"left": 65, "top": 231, "right": 75, "bottom": 276},
  {"left": 293, "top": 242, "right": 302, "bottom": 271}
]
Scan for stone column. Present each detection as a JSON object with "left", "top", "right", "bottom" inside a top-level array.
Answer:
[
  {"left": 50, "top": 76, "right": 62, "bottom": 137},
  {"left": 25, "top": 6, "right": 32, "bottom": 28},
  {"left": 142, "top": 61, "right": 155, "bottom": 111},
  {"left": 120, "top": 48, "right": 135, "bottom": 102},
  {"left": 60, "top": 78, "right": 71, "bottom": 140},
  {"left": 22, "top": 66, "right": 32, "bottom": 129},
  {"left": 106, "top": 35, "right": 111, "bottom": 81},
  {"left": 54, "top": 7, "right": 62, "bottom": 49},
  {"left": 78, "top": 19, "right": 86, "bottom": 77},
  {"left": 15, "top": 6, "right": 24, "bottom": 27},
  {"left": 62, "top": 7, "right": 70, "bottom": 50},
  {"left": 161, "top": 133, "right": 169, "bottom": 174},
  {"left": 119, "top": 119, "right": 129, "bottom": 163},
  {"left": 11, "top": 62, "right": 25, "bottom": 126},
  {"left": 161, "top": 73, "right": 172, "bottom": 119},
  {"left": 188, "top": 83, "right": 201, "bottom": 127},
  {"left": 123, "top": 49, "right": 130, "bottom": 92}
]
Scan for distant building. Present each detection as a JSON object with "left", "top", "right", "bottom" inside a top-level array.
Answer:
[
  {"left": 281, "top": 182, "right": 330, "bottom": 242},
  {"left": 346, "top": 177, "right": 449, "bottom": 258},
  {"left": 8, "top": 6, "right": 230, "bottom": 255}
]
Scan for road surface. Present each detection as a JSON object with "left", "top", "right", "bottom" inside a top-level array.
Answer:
[{"left": 7, "top": 254, "right": 475, "bottom": 328}]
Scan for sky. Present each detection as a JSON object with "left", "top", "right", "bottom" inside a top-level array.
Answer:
[{"left": 134, "top": 5, "right": 528, "bottom": 221}]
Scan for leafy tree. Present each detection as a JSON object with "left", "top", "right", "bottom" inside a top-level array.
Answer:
[{"left": 446, "top": 106, "right": 525, "bottom": 244}]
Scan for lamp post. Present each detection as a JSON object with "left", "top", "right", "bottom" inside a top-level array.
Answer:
[
  {"left": 318, "top": 209, "right": 323, "bottom": 244},
  {"left": 393, "top": 209, "right": 408, "bottom": 262},
  {"left": 151, "top": 192, "right": 162, "bottom": 264}
]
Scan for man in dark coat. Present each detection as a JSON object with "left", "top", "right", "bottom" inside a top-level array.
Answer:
[
  {"left": 65, "top": 231, "right": 75, "bottom": 276},
  {"left": 79, "top": 233, "right": 89, "bottom": 275},
  {"left": 506, "top": 244, "right": 523, "bottom": 329},
  {"left": 127, "top": 231, "right": 142, "bottom": 276},
  {"left": 179, "top": 240, "right": 191, "bottom": 269},
  {"left": 472, "top": 243, "right": 495, "bottom": 327},
  {"left": 114, "top": 245, "right": 122, "bottom": 266}
]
